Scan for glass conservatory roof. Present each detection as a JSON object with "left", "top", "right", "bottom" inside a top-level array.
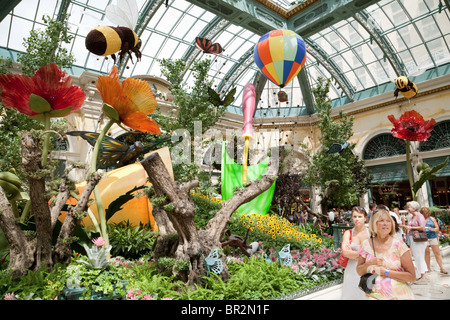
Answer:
[{"left": 0, "top": 0, "right": 449, "bottom": 118}]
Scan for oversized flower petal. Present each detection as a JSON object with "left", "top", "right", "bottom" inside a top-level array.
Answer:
[
  {"left": 388, "top": 110, "right": 435, "bottom": 141},
  {"left": 122, "top": 78, "right": 157, "bottom": 115},
  {"left": 0, "top": 74, "right": 36, "bottom": 115},
  {"left": 121, "top": 111, "right": 161, "bottom": 134}
]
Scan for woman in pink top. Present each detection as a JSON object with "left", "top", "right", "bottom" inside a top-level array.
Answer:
[
  {"left": 404, "top": 201, "right": 429, "bottom": 283},
  {"left": 357, "top": 209, "right": 415, "bottom": 299}
]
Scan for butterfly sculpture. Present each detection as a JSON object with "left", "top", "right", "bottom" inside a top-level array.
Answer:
[
  {"left": 208, "top": 87, "right": 236, "bottom": 107},
  {"left": 278, "top": 244, "right": 293, "bottom": 267},
  {"left": 195, "top": 37, "right": 223, "bottom": 55},
  {"left": 327, "top": 141, "right": 349, "bottom": 154},
  {"left": 66, "top": 131, "right": 171, "bottom": 169},
  {"left": 204, "top": 248, "right": 224, "bottom": 275}
]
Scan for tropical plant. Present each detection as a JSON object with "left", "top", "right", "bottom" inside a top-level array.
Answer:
[{"left": 108, "top": 221, "right": 157, "bottom": 259}]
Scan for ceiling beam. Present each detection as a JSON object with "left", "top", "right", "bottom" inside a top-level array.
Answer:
[
  {"left": 186, "top": 0, "right": 287, "bottom": 35},
  {"left": 297, "top": 67, "right": 315, "bottom": 114},
  {"left": 305, "top": 39, "right": 355, "bottom": 101},
  {"left": 353, "top": 10, "right": 405, "bottom": 76},
  {"left": 0, "top": 0, "right": 21, "bottom": 23},
  {"left": 287, "top": 0, "right": 381, "bottom": 37}
]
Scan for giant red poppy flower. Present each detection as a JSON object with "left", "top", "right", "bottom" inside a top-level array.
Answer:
[
  {"left": 0, "top": 63, "right": 85, "bottom": 118},
  {"left": 96, "top": 65, "right": 161, "bottom": 134},
  {"left": 388, "top": 110, "right": 435, "bottom": 141}
]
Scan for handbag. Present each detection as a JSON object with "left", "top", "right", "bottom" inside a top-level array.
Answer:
[
  {"left": 358, "top": 236, "right": 378, "bottom": 294},
  {"left": 412, "top": 230, "right": 428, "bottom": 242},
  {"left": 337, "top": 229, "right": 352, "bottom": 268}
]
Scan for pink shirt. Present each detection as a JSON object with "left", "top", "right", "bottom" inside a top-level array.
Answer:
[{"left": 408, "top": 213, "right": 425, "bottom": 236}]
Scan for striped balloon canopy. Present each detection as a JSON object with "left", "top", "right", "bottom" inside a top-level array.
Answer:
[{"left": 253, "top": 29, "right": 307, "bottom": 88}]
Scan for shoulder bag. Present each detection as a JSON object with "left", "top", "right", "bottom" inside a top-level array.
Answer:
[
  {"left": 358, "top": 236, "right": 377, "bottom": 294},
  {"left": 337, "top": 229, "right": 352, "bottom": 268},
  {"left": 412, "top": 229, "right": 428, "bottom": 242}
]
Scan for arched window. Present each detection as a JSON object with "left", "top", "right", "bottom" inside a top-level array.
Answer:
[
  {"left": 420, "top": 120, "right": 450, "bottom": 152},
  {"left": 362, "top": 133, "right": 406, "bottom": 160}
]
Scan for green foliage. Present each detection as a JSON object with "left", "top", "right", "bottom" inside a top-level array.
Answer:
[
  {"left": 153, "top": 58, "right": 227, "bottom": 183},
  {"left": 413, "top": 157, "right": 449, "bottom": 195},
  {"left": 224, "top": 257, "right": 309, "bottom": 300},
  {"left": 108, "top": 221, "right": 157, "bottom": 259},
  {"left": 17, "top": 14, "right": 75, "bottom": 76},
  {"left": 191, "top": 192, "right": 222, "bottom": 229},
  {"left": 0, "top": 265, "right": 67, "bottom": 300},
  {"left": 303, "top": 77, "right": 372, "bottom": 209}
]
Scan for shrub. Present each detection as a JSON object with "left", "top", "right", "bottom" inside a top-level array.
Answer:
[{"left": 108, "top": 221, "right": 158, "bottom": 259}]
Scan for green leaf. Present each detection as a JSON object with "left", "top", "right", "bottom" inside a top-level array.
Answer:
[
  {"left": 28, "top": 94, "right": 52, "bottom": 113},
  {"left": 413, "top": 157, "right": 449, "bottom": 193},
  {"left": 29, "top": 113, "right": 46, "bottom": 122},
  {"left": 102, "top": 103, "right": 120, "bottom": 122},
  {"left": 49, "top": 106, "right": 73, "bottom": 118}
]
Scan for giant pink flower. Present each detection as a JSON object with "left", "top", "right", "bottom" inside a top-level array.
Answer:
[{"left": 0, "top": 63, "right": 85, "bottom": 118}]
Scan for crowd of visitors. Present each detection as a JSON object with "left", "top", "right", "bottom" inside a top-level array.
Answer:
[{"left": 340, "top": 201, "right": 447, "bottom": 300}]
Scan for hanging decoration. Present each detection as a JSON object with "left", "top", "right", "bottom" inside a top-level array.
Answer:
[
  {"left": 253, "top": 29, "right": 306, "bottom": 102},
  {"left": 394, "top": 76, "right": 418, "bottom": 99}
]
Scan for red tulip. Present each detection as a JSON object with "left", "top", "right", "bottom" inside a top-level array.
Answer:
[
  {"left": 387, "top": 110, "right": 435, "bottom": 141},
  {"left": 0, "top": 63, "right": 85, "bottom": 119}
]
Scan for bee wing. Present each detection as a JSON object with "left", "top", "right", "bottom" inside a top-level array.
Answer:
[{"left": 105, "top": 0, "right": 139, "bottom": 29}]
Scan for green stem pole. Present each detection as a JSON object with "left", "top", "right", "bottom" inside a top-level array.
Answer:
[
  {"left": 90, "top": 118, "right": 116, "bottom": 244},
  {"left": 405, "top": 140, "right": 416, "bottom": 201},
  {"left": 41, "top": 112, "right": 51, "bottom": 167}
]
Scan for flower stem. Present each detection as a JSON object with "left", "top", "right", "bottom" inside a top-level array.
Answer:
[
  {"left": 405, "top": 140, "right": 416, "bottom": 201},
  {"left": 41, "top": 112, "right": 51, "bottom": 167},
  {"left": 90, "top": 118, "right": 116, "bottom": 244}
]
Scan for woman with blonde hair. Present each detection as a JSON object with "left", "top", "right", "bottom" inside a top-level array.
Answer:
[
  {"left": 420, "top": 207, "right": 448, "bottom": 275},
  {"left": 405, "top": 201, "right": 429, "bottom": 283},
  {"left": 357, "top": 209, "right": 415, "bottom": 299}
]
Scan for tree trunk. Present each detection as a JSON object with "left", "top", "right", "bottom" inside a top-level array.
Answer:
[
  {"left": 140, "top": 148, "right": 280, "bottom": 287},
  {"left": 52, "top": 172, "right": 102, "bottom": 264},
  {"left": 21, "top": 132, "right": 53, "bottom": 270},
  {"left": 0, "top": 187, "right": 35, "bottom": 278}
]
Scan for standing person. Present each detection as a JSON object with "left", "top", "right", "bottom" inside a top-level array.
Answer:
[
  {"left": 340, "top": 206, "right": 370, "bottom": 300},
  {"left": 420, "top": 207, "right": 448, "bottom": 275},
  {"left": 390, "top": 207, "right": 404, "bottom": 242},
  {"left": 356, "top": 209, "right": 416, "bottom": 300},
  {"left": 367, "top": 203, "right": 377, "bottom": 222},
  {"left": 404, "top": 201, "right": 429, "bottom": 283},
  {"left": 393, "top": 207, "right": 407, "bottom": 243},
  {"left": 405, "top": 205, "right": 413, "bottom": 246}
]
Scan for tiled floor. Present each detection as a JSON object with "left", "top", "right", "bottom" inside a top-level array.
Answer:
[{"left": 297, "top": 245, "right": 450, "bottom": 300}]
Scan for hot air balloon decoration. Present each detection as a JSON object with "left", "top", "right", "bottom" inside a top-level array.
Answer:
[
  {"left": 242, "top": 83, "right": 256, "bottom": 185},
  {"left": 253, "top": 29, "right": 306, "bottom": 102}
]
